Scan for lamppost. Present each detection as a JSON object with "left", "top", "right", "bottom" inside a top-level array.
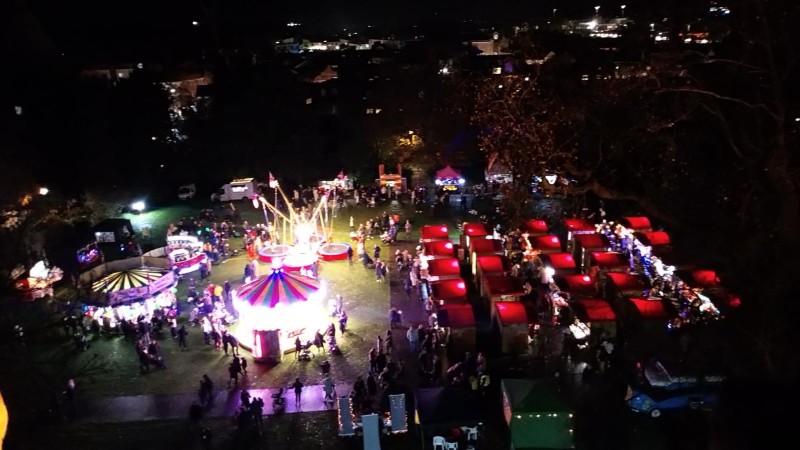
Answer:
[
  {"left": 595, "top": 5, "right": 601, "bottom": 16},
  {"left": 621, "top": 4, "right": 626, "bottom": 17},
  {"left": 269, "top": 177, "right": 279, "bottom": 227}
]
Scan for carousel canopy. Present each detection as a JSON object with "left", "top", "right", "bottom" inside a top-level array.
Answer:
[
  {"left": 424, "top": 240, "right": 455, "bottom": 258},
  {"left": 462, "top": 222, "right": 488, "bottom": 237},
  {"left": 420, "top": 225, "right": 450, "bottom": 241},
  {"left": 574, "top": 233, "right": 610, "bottom": 251},
  {"left": 435, "top": 165, "right": 461, "bottom": 179},
  {"left": 541, "top": 253, "right": 576, "bottom": 271},
  {"left": 430, "top": 279, "right": 467, "bottom": 300},
  {"left": 531, "top": 235, "right": 562, "bottom": 253},
  {"left": 555, "top": 274, "right": 597, "bottom": 298},
  {"left": 621, "top": 216, "right": 652, "bottom": 232},
  {"left": 237, "top": 269, "right": 321, "bottom": 308},
  {"left": 563, "top": 218, "right": 595, "bottom": 233},
  {"left": 495, "top": 301, "right": 528, "bottom": 326},
  {"left": 525, "top": 219, "right": 549, "bottom": 236},
  {"left": 90, "top": 267, "right": 175, "bottom": 305},
  {"left": 573, "top": 298, "right": 616, "bottom": 322},
  {"left": 427, "top": 258, "right": 461, "bottom": 278},
  {"left": 470, "top": 238, "right": 504, "bottom": 256}
]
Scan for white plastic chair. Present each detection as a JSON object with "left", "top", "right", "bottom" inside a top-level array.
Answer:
[
  {"left": 432, "top": 436, "right": 447, "bottom": 450},
  {"left": 461, "top": 426, "right": 478, "bottom": 441},
  {"left": 445, "top": 442, "right": 459, "bottom": 450}
]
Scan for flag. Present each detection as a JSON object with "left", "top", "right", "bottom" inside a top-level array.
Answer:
[{"left": 337, "top": 170, "right": 345, "bottom": 180}]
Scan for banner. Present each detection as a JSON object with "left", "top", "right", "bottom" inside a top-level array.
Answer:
[
  {"left": 362, "top": 414, "right": 381, "bottom": 450},
  {"left": 389, "top": 394, "right": 407, "bottom": 433}
]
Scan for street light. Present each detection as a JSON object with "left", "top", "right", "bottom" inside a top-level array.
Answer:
[
  {"left": 621, "top": 4, "right": 626, "bottom": 16},
  {"left": 595, "top": 5, "right": 601, "bottom": 15},
  {"left": 38, "top": 187, "right": 49, "bottom": 196},
  {"left": 131, "top": 201, "right": 146, "bottom": 212}
]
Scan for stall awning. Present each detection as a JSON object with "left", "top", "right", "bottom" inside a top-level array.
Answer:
[
  {"left": 435, "top": 165, "right": 461, "bottom": 180},
  {"left": 628, "top": 298, "right": 669, "bottom": 319},
  {"left": 574, "top": 233, "right": 610, "bottom": 251},
  {"left": 427, "top": 258, "right": 461, "bottom": 278},
  {"left": 525, "top": 219, "right": 549, "bottom": 236},
  {"left": 463, "top": 222, "right": 488, "bottom": 237},
  {"left": 420, "top": 224, "right": 450, "bottom": 241},
  {"left": 470, "top": 238, "right": 504, "bottom": 256},
  {"left": 477, "top": 255, "right": 506, "bottom": 275},
  {"left": 563, "top": 218, "right": 595, "bottom": 233},
  {"left": 541, "top": 253, "right": 576, "bottom": 271},
  {"left": 682, "top": 269, "right": 719, "bottom": 288},
  {"left": 590, "top": 252, "right": 628, "bottom": 269},
  {"left": 438, "top": 303, "right": 476, "bottom": 328},
  {"left": 424, "top": 240, "right": 455, "bottom": 258},
  {"left": 484, "top": 277, "right": 526, "bottom": 297},
  {"left": 636, "top": 231, "right": 670, "bottom": 247},
  {"left": 495, "top": 301, "right": 529, "bottom": 326},
  {"left": 430, "top": 279, "right": 467, "bottom": 300},
  {"left": 573, "top": 298, "right": 616, "bottom": 322},
  {"left": 555, "top": 274, "right": 597, "bottom": 298},
  {"left": 606, "top": 272, "right": 648, "bottom": 296},
  {"left": 531, "top": 235, "right": 562, "bottom": 253},
  {"left": 621, "top": 216, "right": 652, "bottom": 232}
]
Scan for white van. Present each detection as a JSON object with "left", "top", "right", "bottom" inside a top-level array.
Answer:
[{"left": 211, "top": 178, "right": 257, "bottom": 202}]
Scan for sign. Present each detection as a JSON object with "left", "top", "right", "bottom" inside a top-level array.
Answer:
[{"left": 362, "top": 414, "right": 381, "bottom": 450}]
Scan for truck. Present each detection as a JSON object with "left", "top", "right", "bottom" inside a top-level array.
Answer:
[{"left": 210, "top": 178, "right": 258, "bottom": 202}]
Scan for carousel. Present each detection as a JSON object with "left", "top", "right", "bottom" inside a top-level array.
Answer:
[
  {"left": 89, "top": 266, "right": 177, "bottom": 306},
  {"left": 231, "top": 259, "right": 328, "bottom": 362}
]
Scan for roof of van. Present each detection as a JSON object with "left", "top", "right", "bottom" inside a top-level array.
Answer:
[{"left": 231, "top": 178, "right": 255, "bottom": 183}]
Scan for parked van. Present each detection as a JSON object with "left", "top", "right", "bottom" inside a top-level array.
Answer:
[{"left": 210, "top": 178, "right": 258, "bottom": 202}]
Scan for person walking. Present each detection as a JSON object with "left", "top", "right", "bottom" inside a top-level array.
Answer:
[
  {"left": 406, "top": 326, "right": 418, "bottom": 352},
  {"left": 177, "top": 325, "right": 188, "bottom": 350},
  {"left": 228, "top": 362, "right": 239, "bottom": 388},
  {"left": 295, "top": 336, "right": 303, "bottom": 360},
  {"left": 347, "top": 245, "right": 354, "bottom": 265},
  {"left": 239, "top": 356, "right": 248, "bottom": 375},
  {"left": 323, "top": 374, "right": 335, "bottom": 403},
  {"left": 314, "top": 330, "right": 325, "bottom": 354},
  {"left": 229, "top": 333, "right": 240, "bottom": 357},
  {"left": 64, "top": 378, "right": 76, "bottom": 418},
  {"left": 292, "top": 377, "right": 304, "bottom": 406},
  {"left": 222, "top": 330, "right": 230, "bottom": 355}
]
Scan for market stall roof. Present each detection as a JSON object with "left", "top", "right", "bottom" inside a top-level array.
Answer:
[
  {"left": 424, "top": 240, "right": 455, "bottom": 258},
  {"left": 621, "top": 216, "right": 652, "bottom": 232},
  {"left": 606, "top": 272, "right": 649, "bottom": 297},
  {"left": 414, "top": 387, "right": 483, "bottom": 428},
  {"left": 636, "top": 231, "right": 671, "bottom": 247},
  {"left": 436, "top": 165, "right": 462, "bottom": 179},
  {"left": 573, "top": 298, "right": 616, "bottom": 322},
  {"left": 484, "top": 277, "right": 526, "bottom": 298},
  {"left": 555, "top": 274, "right": 598, "bottom": 298},
  {"left": 679, "top": 269, "right": 720, "bottom": 288},
  {"left": 470, "top": 237, "right": 504, "bottom": 256},
  {"left": 531, "top": 235, "right": 562, "bottom": 253},
  {"left": 427, "top": 258, "right": 461, "bottom": 278},
  {"left": 90, "top": 267, "right": 176, "bottom": 305},
  {"left": 501, "top": 379, "right": 574, "bottom": 450},
  {"left": 502, "top": 378, "right": 572, "bottom": 413},
  {"left": 477, "top": 255, "right": 506, "bottom": 275},
  {"left": 574, "top": 233, "right": 610, "bottom": 251},
  {"left": 236, "top": 269, "right": 320, "bottom": 308},
  {"left": 628, "top": 298, "right": 669, "bottom": 319},
  {"left": 495, "top": 301, "right": 529, "bottom": 325},
  {"left": 430, "top": 279, "right": 468, "bottom": 300},
  {"left": 420, "top": 224, "right": 450, "bottom": 241},
  {"left": 438, "top": 303, "right": 476, "bottom": 328},
  {"left": 541, "top": 253, "right": 576, "bottom": 271},
  {"left": 590, "top": 252, "right": 629, "bottom": 270},
  {"left": 462, "top": 222, "right": 488, "bottom": 237},
  {"left": 525, "top": 219, "right": 549, "bottom": 236},
  {"left": 563, "top": 218, "right": 595, "bottom": 233}
]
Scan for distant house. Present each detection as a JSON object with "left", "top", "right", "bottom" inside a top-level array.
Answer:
[{"left": 80, "top": 63, "right": 137, "bottom": 81}]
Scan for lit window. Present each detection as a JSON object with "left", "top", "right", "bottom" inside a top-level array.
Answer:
[
  {"left": 306, "top": 98, "right": 313, "bottom": 105},
  {"left": 367, "top": 108, "right": 374, "bottom": 114},
  {"left": 375, "top": 108, "right": 382, "bottom": 114},
  {"left": 492, "top": 67, "right": 502, "bottom": 75}
]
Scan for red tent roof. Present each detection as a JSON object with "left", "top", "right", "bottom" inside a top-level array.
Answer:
[
  {"left": 564, "top": 218, "right": 596, "bottom": 233},
  {"left": 463, "top": 222, "right": 488, "bottom": 237},
  {"left": 621, "top": 216, "right": 652, "bottom": 232},
  {"left": 636, "top": 231, "right": 671, "bottom": 247},
  {"left": 574, "top": 298, "right": 616, "bottom": 322},
  {"left": 483, "top": 277, "right": 526, "bottom": 297},
  {"left": 470, "top": 238, "right": 504, "bottom": 256},
  {"left": 438, "top": 303, "right": 475, "bottom": 328},
  {"left": 606, "top": 272, "right": 648, "bottom": 296},
  {"left": 542, "top": 253, "right": 576, "bottom": 271},
  {"left": 686, "top": 269, "right": 719, "bottom": 288},
  {"left": 495, "top": 301, "right": 529, "bottom": 326},
  {"left": 590, "top": 252, "right": 629, "bottom": 269},
  {"left": 427, "top": 258, "right": 461, "bottom": 278},
  {"left": 430, "top": 279, "right": 468, "bottom": 300},
  {"left": 477, "top": 255, "right": 506, "bottom": 274},
  {"left": 525, "top": 219, "right": 549, "bottom": 235},
  {"left": 436, "top": 165, "right": 462, "bottom": 179},
  {"left": 555, "top": 274, "right": 597, "bottom": 297},
  {"left": 628, "top": 298, "right": 669, "bottom": 319},
  {"left": 574, "top": 233, "right": 610, "bottom": 251},
  {"left": 424, "top": 240, "right": 455, "bottom": 258},
  {"left": 420, "top": 225, "right": 450, "bottom": 241},
  {"left": 531, "top": 235, "right": 562, "bottom": 252}
]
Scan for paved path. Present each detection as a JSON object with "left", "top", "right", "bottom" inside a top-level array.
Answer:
[{"left": 76, "top": 383, "right": 351, "bottom": 423}]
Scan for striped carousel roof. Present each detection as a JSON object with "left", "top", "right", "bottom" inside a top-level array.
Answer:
[
  {"left": 237, "top": 269, "right": 321, "bottom": 308},
  {"left": 91, "top": 268, "right": 169, "bottom": 293}
]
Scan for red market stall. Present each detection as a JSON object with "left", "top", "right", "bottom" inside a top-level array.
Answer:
[
  {"left": 635, "top": 231, "right": 672, "bottom": 257},
  {"left": 540, "top": 253, "right": 577, "bottom": 276},
  {"left": 572, "top": 233, "right": 611, "bottom": 272},
  {"left": 438, "top": 302, "right": 476, "bottom": 356},
  {"left": 621, "top": 216, "right": 652, "bottom": 232},
  {"left": 492, "top": 301, "right": 531, "bottom": 354},
  {"left": 425, "top": 258, "right": 462, "bottom": 281},
  {"left": 605, "top": 272, "right": 649, "bottom": 301},
  {"left": 420, "top": 224, "right": 450, "bottom": 242},
  {"left": 588, "top": 252, "right": 629, "bottom": 279},
  {"left": 678, "top": 269, "right": 742, "bottom": 310},
  {"left": 481, "top": 276, "right": 526, "bottom": 306},
  {"left": 475, "top": 255, "right": 508, "bottom": 286},
  {"left": 564, "top": 218, "right": 596, "bottom": 245},
  {"left": 469, "top": 238, "right": 504, "bottom": 266},
  {"left": 530, "top": 235, "right": 563, "bottom": 254},
  {"left": 423, "top": 240, "right": 455, "bottom": 259},
  {"left": 572, "top": 298, "right": 617, "bottom": 339},
  {"left": 460, "top": 222, "right": 489, "bottom": 249},
  {"left": 554, "top": 274, "right": 598, "bottom": 298},
  {"left": 427, "top": 278, "right": 468, "bottom": 305},
  {"left": 623, "top": 297, "right": 671, "bottom": 352},
  {"left": 525, "top": 219, "right": 549, "bottom": 237}
]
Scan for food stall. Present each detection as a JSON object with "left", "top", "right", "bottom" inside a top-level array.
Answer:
[
  {"left": 529, "top": 235, "right": 563, "bottom": 255},
  {"left": 622, "top": 297, "right": 671, "bottom": 349},
  {"left": 502, "top": 379, "right": 574, "bottom": 450},
  {"left": 460, "top": 222, "right": 488, "bottom": 249},
  {"left": 524, "top": 219, "right": 549, "bottom": 237},
  {"left": 14, "top": 261, "right": 63, "bottom": 301},
  {"left": 474, "top": 255, "right": 508, "bottom": 287},
  {"left": 588, "top": 251, "right": 629, "bottom": 280},
  {"left": 572, "top": 298, "right": 617, "bottom": 340},
  {"left": 437, "top": 302, "right": 476, "bottom": 357},
  {"left": 540, "top": 253, "right": 578, "bottom": 276},
  {"left": 563, "top": 218, "right": 596, "bottom": 247},
  {"left": 423, "top": 240, "right": 455, "bottom": 260},
  {"left": 572, "top": 233, "right": 611, "bottom": 272},
  {"left": 434, "top": 165, "right": 465, "bottom": 192},
  {"left": 420, "top": 224, "right": 450, "bottom": 242},
  {"left": 469, "top": 237, "right": 505, "bottom": 268},
  {"left": 425, "top": 257, "right": 462, "bottom": 281},
  {"left": 425, "top": 278, "right": 468, "bottom": 306},
  {"left": 621, "top": 216, "right": 653, "bottom": 232},
  {"left": 481, "top": 276, "right": 526, "bottom": 307},
  {"left": 493, "top": 301, "right": 531, "bottom": 354},
  {"left": 554, "top": 274, "right": 598, "bottom": 299},
  {"left": 605, "top": 272, "right": 650, "bottom": 303}
]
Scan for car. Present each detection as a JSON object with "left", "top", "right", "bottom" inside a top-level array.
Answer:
[
  {"left": 178, "top": 183, "right": 196, "bottom": 200},
  {"left": 628, "top": 387, "right": 718, "bottom": 418}
]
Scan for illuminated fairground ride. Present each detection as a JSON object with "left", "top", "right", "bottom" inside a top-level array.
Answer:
[{"left": 250, "top": 178, "right": 350, "bottom": 271}]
